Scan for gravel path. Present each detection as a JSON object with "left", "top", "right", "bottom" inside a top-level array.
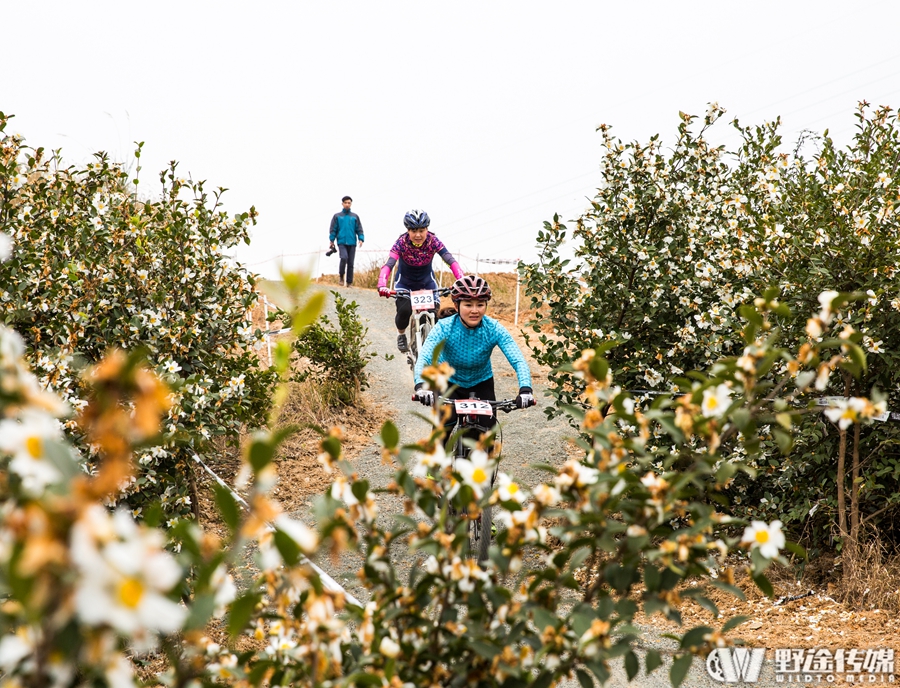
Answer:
[{"left": 294, "top": 285, "right": 776, "bottom": 687}]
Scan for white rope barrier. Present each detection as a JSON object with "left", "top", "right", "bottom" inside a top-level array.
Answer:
[{"left": 190, "top": 452, "right": 362, "bottom": 606}]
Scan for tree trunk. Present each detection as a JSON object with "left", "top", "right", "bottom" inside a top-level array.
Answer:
[
  {"left": 836, "top": 426, "right": 848, "bottom": 542},
  {"left": 845, "top": 421, "right": 862, "bottom": 587}
]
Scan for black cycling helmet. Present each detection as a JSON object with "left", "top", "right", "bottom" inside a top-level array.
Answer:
[
  {"left": 403, "top": 209, "right": 431, "bottom": 230},
  {"left": 450, "top": 275, "right": 492, "bottom": 303}
]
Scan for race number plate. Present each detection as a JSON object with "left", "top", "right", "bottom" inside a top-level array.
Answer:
[
  {"left": 410, "top": 289, "right": 436, "bottom": 312},
  {"left": 454, "top": 400, "right": 493, "bottom": 416}
]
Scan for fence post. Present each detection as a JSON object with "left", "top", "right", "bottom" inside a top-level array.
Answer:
[{"left": 514, "top": 264, "right": 521, "bottom": 327}]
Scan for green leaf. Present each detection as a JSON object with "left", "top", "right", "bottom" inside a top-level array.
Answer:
[
  {"left": 532, "top": 607, "right": 557, "bottom": 632},
  {"left": 643, "top": 565, "right": 661, "bottom": 592},
  {"left": 569, "top": 546, "right": 592, "bottom": 572},
  {"left": 292, "top": 291, "right": 327, "bottom": 335},
  {"left": 470, "top": 640, "right": 500, "bottom": 660},
  {"left": 752, "top": 572, "right": 775, "bottom": 598},
  {"left": 784, "top": 541, "right": 808, "bottom": 559},
  {"left": 670, "top": 653, "right": 693, "bottom": 687},
  {"left": 773, "top": 427, "right": 793, "bottom": 454},
  {"left": 380, "top": 420, "right": 400, "bottom": 450},
  {"left": 213, "top": 483, "right": 241, "bottom": 533},
  {"left": 625, "top": 650, "right": 639, "bottom": 681},
  {"left": 184, "top": 592, "right": 216, "bottom": 630},
  {"left": 273, "top": 529, "right": 301, "bottom": 566},
  {"left": 722, "top": 615, "right": 749, "bottom": 632},
  {"left": 588, "top": 355, "right": 609, "bottom": 383},
  {"left": 680, "top": 626, "right": 713, "bottom": 650},
  {"left": 248, "top": 436, "right": 275, "bottom": 472},
  {"left": 575, "top": 668, "right": 594, "bottom": 688},
  {"left": 646, "top": 649, "right": 663, "bottom": 674},
  {"left": 228, "top": 590, "right": 261, "bottom": 638}
]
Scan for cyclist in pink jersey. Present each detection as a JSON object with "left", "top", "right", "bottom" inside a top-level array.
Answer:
[{"left": 377, "top": 209, "right": 464, "bottom": 352}]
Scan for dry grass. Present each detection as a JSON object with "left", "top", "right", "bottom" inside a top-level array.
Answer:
[
  {"left": 316, "top": 254, "right": 386, "bottom": 289},
  {"left": 836, "top": 540, "right": 900, "bottom": 614}
]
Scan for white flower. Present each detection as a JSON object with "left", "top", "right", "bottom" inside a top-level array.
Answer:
[
  {"left": 495, "top": 473, "right": 526, "bottom": 504},
  {"left": 555, "top": 459, "right": 600, "bottom": 490},
  {"left": 823, "top": 398, "right": 858, "bottom": 429},
  {"left": 208, "top": 653, "right": 240, "bottom": 679},
  {"left": 162, "top": 359, "right": 181, "bottom": 374},
  {"left": 455, "top": 449, "right": 494, "bottom": 499},
  {"left": 92, "top": 194, "right": 109, "bottom": 215},
  {"left": 866, "top": 338, "right": 884, "bottom": 354},
  {"left": 817, "top": 290, "right": 839, "bottom": 323},
  {"left": 274, "top": 514, "right": 318, "bottom": 555},
  {"left": 424, "top": 555, "right": 440, "bottom": 575},
  {"left": 806, "top": 318, "right": 823, "bottom": 339},
  {"left": 701, "top": 383, "right": 732, "bottom": 418},
  {"left": 442, "top": 556, "right": 490, "bottom": 593},
  {"left": 71, "top": 507, "right": 186, "bottom": 648},
  {"left": 0, "top": 411, "right": 65, "bottom": 496},
  {"left": 0, "top": 232, "right": 12, "bottom": 261},
  {"left": 741, "top": 520, "right": 785, "bottom": 559},
  {"left": 210, "top": 565, "right": 237, "bottom": 617},
  {"left": 379, "top": 637, "right": 400, "bottom": 658},
  {"left": 532, "top": 483, "right": 561, "bottom": 506},
  {"left": 331, "top": 475, "right": 359, "bottom": 506},
  {"left": 410, "top": 443, "right": 450, "bottom": 479},
  {"left": 0, "top": 627, "right": 35, "bottom": 673}
]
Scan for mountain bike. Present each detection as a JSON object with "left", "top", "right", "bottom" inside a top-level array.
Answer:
[
  {"left": 390, "top": 287, "right": 452, "bottom": 373},
  {"left": 438, "top": 396, "right": 520, "bottom": 563}
]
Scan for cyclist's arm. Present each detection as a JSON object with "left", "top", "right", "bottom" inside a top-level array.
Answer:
[
  {"left": 438, "top": 248, "right": 464, "bottom": 280},
  {"left": 494, "top": 321, "right": 533, "bottom": 389},
  {"left": 378, "top": 247, "right": 401, "bottom": 288}
]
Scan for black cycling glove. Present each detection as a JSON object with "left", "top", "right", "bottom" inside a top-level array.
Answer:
[
  {"left": 515, "top": 386, "right": 536, "bottom": 409},
  {"left": 414, "top": 382, "right": 434, "bottom": 407}
]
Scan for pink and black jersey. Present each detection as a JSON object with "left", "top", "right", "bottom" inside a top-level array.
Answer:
[{"left": 381, "top": 232, "right": 461, "bottom": 290}]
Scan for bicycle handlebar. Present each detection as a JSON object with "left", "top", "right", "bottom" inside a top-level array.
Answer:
[
  {"left": 389, "top": 287, "right": 453, "bottom": 299},
  {"left": 409, "top": 396, "right": 526, "bottom": 413}
]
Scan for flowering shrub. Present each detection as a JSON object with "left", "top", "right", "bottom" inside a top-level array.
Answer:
[
  {"left": 0, "top": 112, "right": 276, "bottom": 524},
  {"left": 5, "top": 277, "right": 882, "bottom": 687},
  {"left": 522, "top": 104, "right": 900, "bottom": 556},
  {"left": 290, "top": 291, "right": 376, "bottom": 405}
]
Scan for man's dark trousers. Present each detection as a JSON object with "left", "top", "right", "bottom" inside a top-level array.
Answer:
[{"left": 339, "top": 244, "right": 357, "bottom": 285}]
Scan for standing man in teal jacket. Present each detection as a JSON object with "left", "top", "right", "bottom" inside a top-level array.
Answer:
[{"left": 328, "top": 196, "right": 365, "bottom": 287}]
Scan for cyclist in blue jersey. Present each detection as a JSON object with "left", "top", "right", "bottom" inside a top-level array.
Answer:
[
  {"left": 413, "top": 275, "right": 536, "bottom": 438},
  {"left": 377, "top": 209, "right": 464, "bottom": 352}
]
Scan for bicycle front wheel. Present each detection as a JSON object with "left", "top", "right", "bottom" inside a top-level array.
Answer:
[
  {"left": 407, "top": 322, "right": 418, "bottom": 371},
  {"left": 469, "top": 504, "right": 492, "bottom": 564}
]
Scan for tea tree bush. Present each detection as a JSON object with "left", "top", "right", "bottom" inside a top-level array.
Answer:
[
  {"left": 735, "top": 104, "right": 900, "bottom": 571},
  {"left": 290, "top": 291, "right": 375, "bottom": 405},
  {"left": 4, "top": 274, "right": 878, "bottom": 687},
  {"left": 0, "top": 112, "right": 276, "bottom": 524},
  {"left": 522, "top": 103, "right": 900, "bottom": 562}
]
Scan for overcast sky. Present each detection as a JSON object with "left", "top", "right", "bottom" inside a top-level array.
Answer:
[{"left": 5, "top": 1, "right": 900, "bottom": 279}]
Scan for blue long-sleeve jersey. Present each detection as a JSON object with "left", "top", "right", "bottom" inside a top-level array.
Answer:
[{"left": 414, "top": 314, "right": 532, "bottom": 389}]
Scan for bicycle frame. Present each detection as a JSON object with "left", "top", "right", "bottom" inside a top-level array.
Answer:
[{"left": 391, "top": 287, "right": 452, "bottom": 373}]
